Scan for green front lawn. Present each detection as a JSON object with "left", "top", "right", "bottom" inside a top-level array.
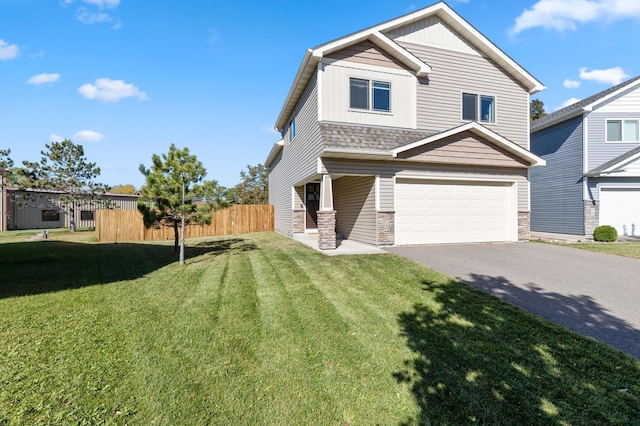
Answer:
[
  {"left": 565, "top": 242, "right": 640, "bottom": 259},
  {"left": 1, "top": 232, "right": 639, "bottom": 424}
]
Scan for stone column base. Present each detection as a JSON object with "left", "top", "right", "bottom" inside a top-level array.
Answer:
[
  {"left": 377, "top": 211, "right": 395, "bottom": 246},
  {"left": 518, "top": 211, "right": 530, "bottom": 241},
  {"left": 317, "top": 210, "right": 337, "bottom": 250},
  {"left": 584, "top": 200, "right": 599, "bottom": 236},
  {"left": 293, "top": 209, "right": 305, "bottom": 233}
]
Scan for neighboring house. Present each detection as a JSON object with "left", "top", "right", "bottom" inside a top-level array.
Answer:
[
  {"left": 266, "top": 2, "right": 545, "bottom": 249},
  {"left": 5, "top": 188, "right": 139, "bottom": 230},
  {"left": 531, "top": 76, "right": 640, "bottom": 237}
]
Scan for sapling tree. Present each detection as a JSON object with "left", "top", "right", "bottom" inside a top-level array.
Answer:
[{"left": 138, "top": 144, "right": 220, "bottom": 265}]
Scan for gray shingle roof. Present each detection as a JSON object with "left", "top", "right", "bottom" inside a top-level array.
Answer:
[
  {"left": 319, "top": 122, "right": 436, "bottom": 151},
  {"left": 531, "top": 75, "right": 640, "bottom": 131},
  {"left": 586, "top": 145, "right": 640, "bottom": 176}
]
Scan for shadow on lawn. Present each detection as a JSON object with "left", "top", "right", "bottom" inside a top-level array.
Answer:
[
  {"left": 0, "top": 237, "right": 257, "bottom": 299},
  {"left": 395, "top": 276, "right": 640, "bottom": 425}
]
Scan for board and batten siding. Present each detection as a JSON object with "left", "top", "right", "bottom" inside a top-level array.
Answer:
[
  {"left": 333, "top": 176, "right": 377, "bottom": 245},
  {"left": 530, "top": 115, "right": 585, "bottom": 234},
  {"left": 321, "top": 59, "right": 417, "bottom": 129},
  {"left": 586, "top": 111, "right": 640, "bottom": 171},
  {"left": 269, "top": 72, "right": 323, "bottom": 236},
  {"left": 398, "top": 42, "right": 530, "bottom": 149},
  {"left": 322, "top": 158, "right": 529, "bottom": 212}
]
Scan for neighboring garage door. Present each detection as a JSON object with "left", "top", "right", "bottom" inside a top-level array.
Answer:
[
  {"left": 600, "top": 188, "right": 640, "bottom": 236},
  {"left": 395, "top": 179, "right": 514, "bottom": 245}
]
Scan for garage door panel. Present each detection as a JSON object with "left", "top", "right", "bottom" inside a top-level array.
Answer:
[
  {"left": 396, "top": 179, "right": 514, "bottom": 245},
  {"left": 600, "top": 188, "right": 640, "bottom": 236}
]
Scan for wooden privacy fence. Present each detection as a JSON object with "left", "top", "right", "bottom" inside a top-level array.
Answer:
[{"left": 96, "top": 204, "right": 274, "bottom": 242}]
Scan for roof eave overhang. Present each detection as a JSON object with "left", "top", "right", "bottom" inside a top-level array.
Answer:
[
  {"left": 392, "top": 121, "right": 546, "bottom": 167},
  {"left": 531, "top": 108, "right": 587, "bottom": 133},
  {"left": 265, "top": 139, "right": 285, "bottom": 168}
]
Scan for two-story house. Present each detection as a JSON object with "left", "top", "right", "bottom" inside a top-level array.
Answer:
[
  {"left": 266, "top": 2, "right": 545, "bottom": 249},
  {"left": 531, "top": 76, "right": 640, "bottom": 238}
]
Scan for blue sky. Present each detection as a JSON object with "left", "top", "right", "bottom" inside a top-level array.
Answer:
[{"left": 1, "top": 0, "right": 639, "bottom": 189}]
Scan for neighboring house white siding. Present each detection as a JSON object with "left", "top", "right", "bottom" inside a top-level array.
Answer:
[
  {"left": 587, "top": 111, "right": 640, "bottom": 171},
  {"left": 597, "top": 86, "right": 640, "bottom": 113}
]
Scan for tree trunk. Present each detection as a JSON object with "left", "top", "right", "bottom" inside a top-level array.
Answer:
[
  {"left": 180, "top": 214, "right": 185, "bottom": 266},
  {"left": 69, "top": 201, "right": 76, "bottom": 232},
  {"left": 173, "top": 221, "right": 179, "bottom": 253}
]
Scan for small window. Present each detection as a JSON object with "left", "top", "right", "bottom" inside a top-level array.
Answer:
[
  {"left": 372, "top": 81, "right": 390, "bottom": 112},
  {"left": 349, "top": 78, "right": 391, "bottom": 112},
  {"left": 462, "top": 93, "right": 496, "bottom": 123},
  {"left": 350, "top": 78, "right": 369, "bottom": 109},
  {"left": 81, "top": 210, "right": 94, "bottom": 221},
  {"left": 290, "top": 118, "right": 297, "bottom": 141},
  {"left": 607, "top": 119, "right": 639, "bottom": 142},
  {"left": 42, "top": 210, "right": 60, "bottom": 222}
]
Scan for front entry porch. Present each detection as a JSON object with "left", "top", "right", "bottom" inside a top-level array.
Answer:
[{"left": 292, "top": 233, "right": 387, "bottom": 256}]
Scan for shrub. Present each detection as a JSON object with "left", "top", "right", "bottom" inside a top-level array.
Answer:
[{"left": 593, "top": 225, "right": 618, "bottom": 242}]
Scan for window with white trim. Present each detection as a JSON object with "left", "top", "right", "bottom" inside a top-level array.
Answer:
[
  {"left": 349, "top": 77, "right": 391, "bottom": 112},
  {"left": 607, "top": 119, "right": 639, "bottom": 142},
  {"left": 289, "top": 117, "right": 297, "bottom": 142},
  {"left": 462, "top": 93, "right": 496, "bottom": 123}
]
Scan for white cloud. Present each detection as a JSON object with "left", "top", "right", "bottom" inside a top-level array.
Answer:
[
  {"left": 63, "top": 0, "right": 120, "bottom": 8},
  {"left": 73, "top": 130, "right": 105, "bottom": 142},
  {"left": 26, "top": 73, "right": 61, "bottom": 85},
  {"left": 0, "top": 39, "right": 19, "bottom": 60},
  {"left": 77, "top": 10, "right": 112, "bottom": 24},
  {"left": 563, "top": 79, "right": 581, "bottom": 89},
  {"left": 49, "top": 134, "right": 65, "bottom": 143},
  {"left": 82, "top": 0, "right": 120, "bottom": 8},
  {"left": 512, "top": 0, "right": 640, "bottom": 34},
  {"left": 78, "top": 78, "right": 149, "bottom": 102},
  {"left": 579, "top": 67, "right": 629, "bottom": 85},
  {"left": 555, "top": 97, "right": 582, "bottom": 111}
]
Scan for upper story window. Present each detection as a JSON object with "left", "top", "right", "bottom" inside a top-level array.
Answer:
[
  {"left": 462, "top": 93, "right": 496, "bottom": 123},
  {"left": 349, "top": 78, "right": 391, "bottom": 112},
  {"left": 607, "top": 119, "right": 639, "bottom": 142},
  {"left": 289, "top": 117, "right": 297, "bottom": 142}
]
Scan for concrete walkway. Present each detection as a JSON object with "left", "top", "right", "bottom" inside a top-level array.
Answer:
[
  {"left": 293, "top": 233, "right": 388, "bottom": 256},
  {"left": 387, "top": 242, "right": 640, "bottom": 359}
]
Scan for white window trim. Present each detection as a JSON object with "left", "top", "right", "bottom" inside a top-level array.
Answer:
[
  {"left": 605, "top": 118, "right": 640, "bottom": 144},
  {"left": 348, "top": 76, "right": 392, "bottom": 114},
  {"left": 460, "top": 91, "right": 497, "bottom": 125},
  {"left": 289, "top": 117, "right": 297, "bottom": 142}
]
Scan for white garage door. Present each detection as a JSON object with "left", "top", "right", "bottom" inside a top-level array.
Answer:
[
  {"left": 395, "top": 179, "right": 515, "bottom": 245},
  {"left": 600, "top": 188, "right": 640, "bottom": 236}
]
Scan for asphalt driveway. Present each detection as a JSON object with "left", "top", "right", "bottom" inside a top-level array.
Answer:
[{"left": 386, "top": 242, "right": 640, "bottom": 359}]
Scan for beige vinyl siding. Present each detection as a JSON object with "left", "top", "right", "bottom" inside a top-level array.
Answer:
[
  {"left": 397, "top": 131, "right": 529, "bottom": 167},
  {"left": 269, "top": 72, "right": 323, "bottom": 236},
  {"left": 333, "top": 176, "right": 376, "bottom": 245},
  {"left": 322, "top": 158, "right": 529, "bottom": 212},
  {"left": 398, "top": 42, "right": 530, "bottom": 149},
  {"left": 325, "top": 40, "right": 406, "bottom": 70},
  {"left": 386, "top": 15, "right": 480, "bottom": 56}
]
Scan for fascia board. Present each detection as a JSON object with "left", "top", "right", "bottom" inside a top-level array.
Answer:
[
  {"left": 265, "top": 140, "right": 284, "bottom": 168},
  {"left": 322, "top": 148, "right": 392, "bottom": 160},
  {"left": 275, "top": 50, "right": 315, "bottom": 131},
  {"left": 368, "top": 32, "right": 431, "bottom": 76},
  {"left": 585, "top": 79, "right": 640, "bottom": 111},
  {"left": 393, "top": 122, "right": 546, "bottom": 166}
]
